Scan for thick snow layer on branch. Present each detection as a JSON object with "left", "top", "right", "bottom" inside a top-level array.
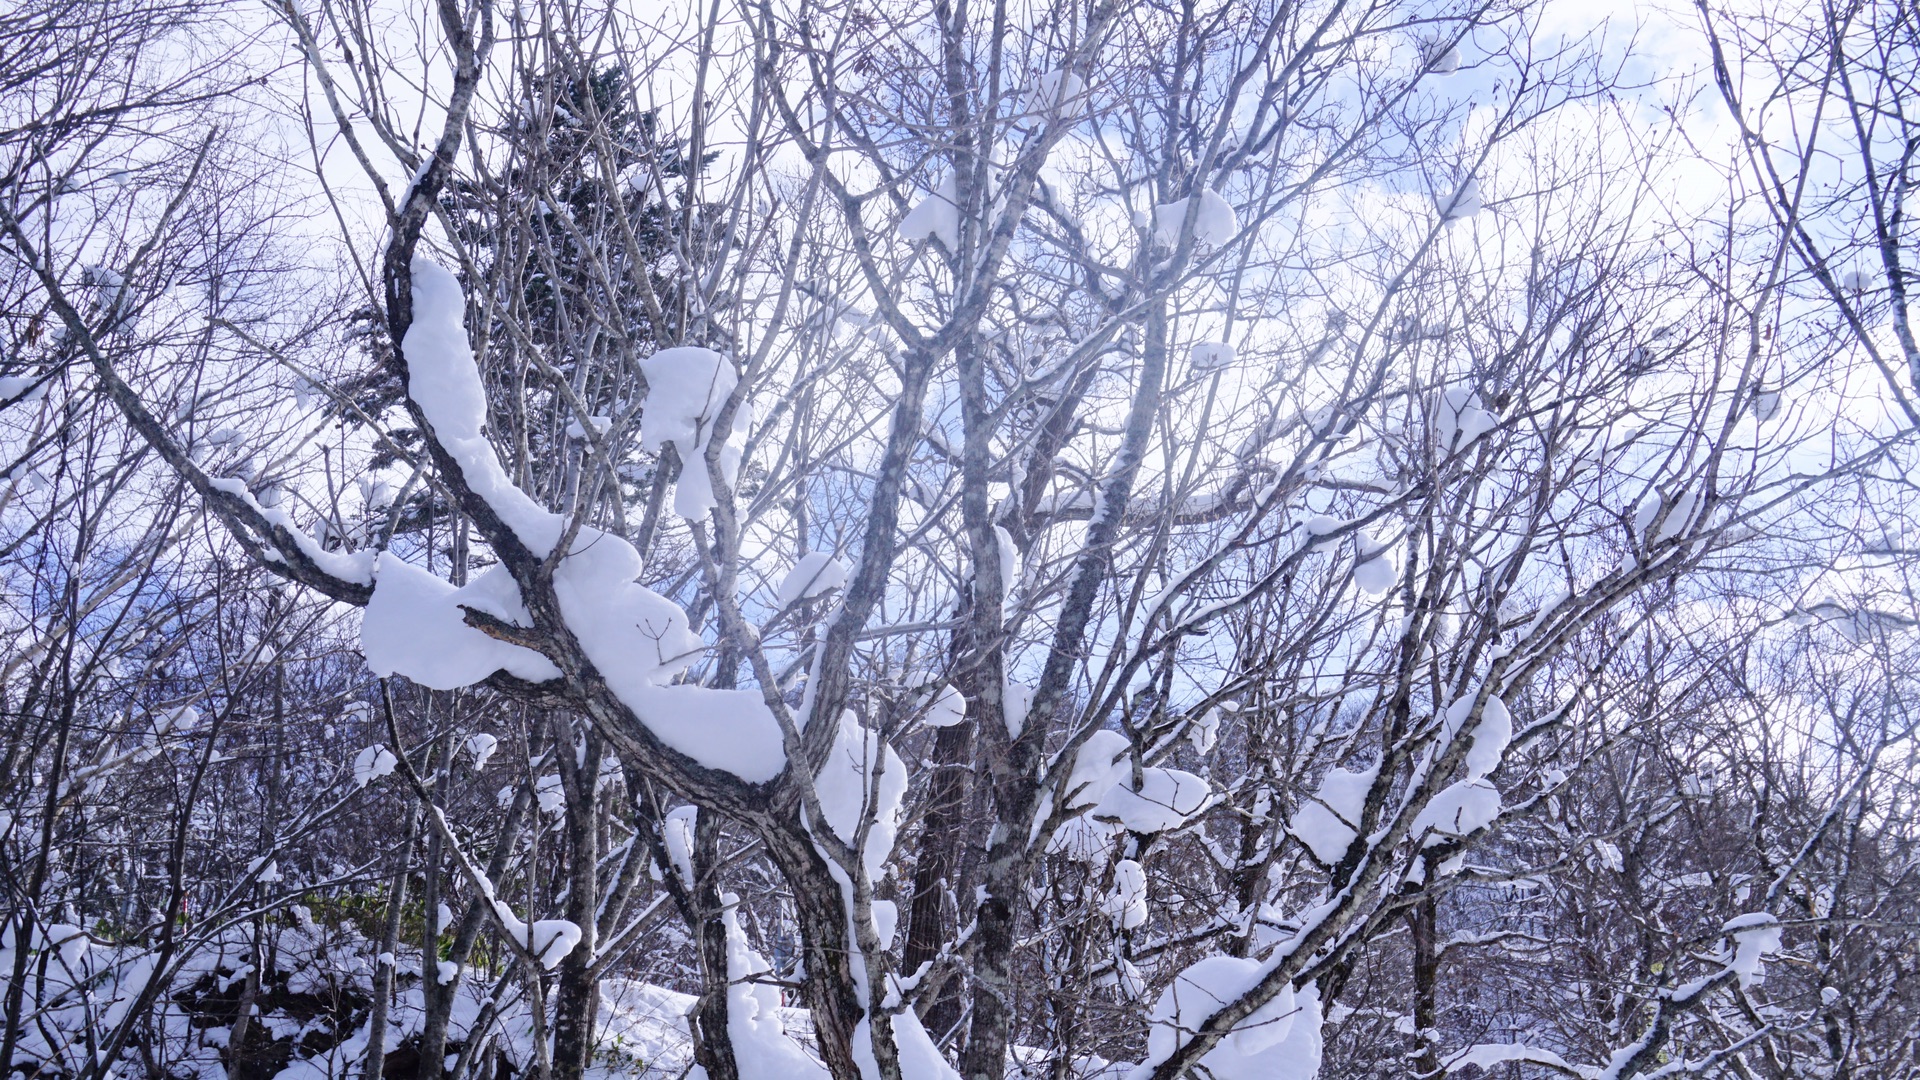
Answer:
[
  {"left": 1353, "top": 532, "right": 1398, "bottom": 597},
  {"left": 1723, "top": 912, "right": 1782, "bottom": 987},
  {"left": 1144, "top": 957, "right": 1322, "bottom": 1080},
  {"left": 1442, "top": 691, "right": 1512, "bottom": 781},
  {"left": 1303, "top": 514, "right": 1344, "bottom": 553},
  {"left": 206, "top": 477, "right": 375, "bottom": 585},
  {"left": 365, "top": 541, "right": 786, "bottom": 780},
  {"left": 399, "top": 263, "right": 788, "bottom": 782},
  {"left": 778, "top": 552, "right": 849, "bottom": 606},
  {"left": 638, "top": 346, "right": 744, "bottom": 520},
  {"left": 490, "top": 902, "right": 581, "bottom": 970},
  {"left": 1633, "top": 488, "right": 1703, "bottom": 546},
  {"left": 1153, "top": 190, "right": 1238, "bottom": 248},
  {"left": 352, "top": 745, "right": 397, "bottom": 788},
  {"left": 637, "top": 345, "right": 735, "bottom": 454},
  {"left": 1434, "top": 387, "right": 1497, "bottom": 452},
  {"left": 1289, "top": 764, "right": 1377, "bottom": 865},
  {"left": 1191, "top": 340, "right": 1238, "bottom": 371},
  {"left": 815, "top": 713, "right": 908, "bottom": 882},
  {"left": 662, "top": 806, "right": 698, "bottom": 888},
  {"left": 1020, "top": 69, "right": 1086, "bottom": 118},
  {"left": 1436, "top": 176, "right": 1482, "bottom": 220},
  {"left": 1092, "top": 767, "right": 1214, "bottom": 833},
  {"left": 1107, "top": 859, "right": 1148, "bottom": 929},
  {"left": 854, "top": 1011, "right": 959, "bottom": 1080},
  {"left": 626, "top": 687, "right": 789, "bottom": 783},
  {"left": 362, "top": 556, "right": 562, "bottom": 689},
  {"left": 1049, "top": 815, "right": 1122, "bottom": 862},
  {"left": 1413, "top": 779, "right": 1500, "bottom": 841},
  {"left": 899, "top": 177, "right": 962, "bottom": 249},
  {"left": 405, "top": 260, "right": 562, "bottom": 553},
  {"left": 1066, "top": 730, "right": 1133, "bottom": 809},
  {"left": 718, "top": 895, "right": 828, "bottom": 1078},
  {"left": 923, "top": 684, "right": 968, "bottom": 728},
  {"left": 1445, "top": 1044, "right": 1576, "bottom": 1072},
  {"left": 554, "top": 538, "right": 787, "bottom": 782}
]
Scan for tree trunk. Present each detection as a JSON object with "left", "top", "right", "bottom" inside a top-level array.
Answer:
[
  {"left": 364, "top": 807, "right": 419, "bottom": 1080},
  {"left": 760, "top": 823, "right": 871, "bottom": 1080},
  {"left": 1408, "top": 891, "right": 1441, "bottom": 1079},
  {"left": 421, "top": 777, "right": 533, "bottom": 1080},
  {"left": 688, "top": 809, "right": 740, "bottom": 1080},
  {"left": 550, "top": 729, "right": 602, "bottom": 1080},
  {"left": 900, "top": 716, "right": 974, "bottom": 1042}
]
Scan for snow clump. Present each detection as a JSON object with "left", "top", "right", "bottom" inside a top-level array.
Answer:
[
  {"left": 490, "top": 902, "right": 582, "bottom": 970},
  {"left": 813, "top": 712, "right": 909, "bottom": 883},
  {"left": 352, "top": 745, "right": 397, "bottom": 788},
  {"left": 381, "top": 260, "right": 791, "bottom": 784},
  {"left": 923, "top": 684, "right": 968, "bottom": 728},
  {"left": 777, "top": 551, "right": 849, "bottom": 606},
  {"left": 1003, "top": 679, "right": 1036, "bottom": 738},
  {"left": 1188, "top": 704, "right": 1223, "bottom": 754},
  {"left": 1106, "top": 859, "right": 1149, "bottom": 929},
  {"left": 564, "top": 415, "right": 611, "bottom": 440},
  {"left": 1021, "top": 69, "right": 1086, "bottom": 118},
  {"left": 1436, "top": 176, "right": 1482, "bottom": 220},
  {"left": 1065, "top": 729, "right": 1133, "bottom": 809},
  {"left": 1290, "top": 763, "right": 1378, "bottom": 865},
  {"left": 1304, "top": 514, "right": 1344, "bottom": 552},
  {"left": 638, "top": 346, "right": 747, "bottom": 520},
  {"left": 715, "top": 893, "right": 829, "bottom": 1076},
  {"left": 1723, "top": 912, "right": 1783, "bottom": 987},
  {"left": 1413, "top": 778, "right": 1500, "bottom": 841},
  {"left": 899, "top": 177, "right": 962, "bottom": 250},
  {"left": 1049, "top": 816, "right": 1122, "bottom": 863},
  {"left": 362, "top": 558, "right": 561, "bottom": 689},
  {"left": 1353, "top": 532, "right": 1398, "bottom": 597},
  {"left": 1091, "top": 767, "right": 1214, "bottom": 833},
  {"left": 1191, "top": 340, "right": 1238, "bottom": 371},
  {"left": 1153, "top": 189, "right": 1238, "bottom": 248},
  {"left": 1633, "top": 488, "right": 1704, "bottom": 547},
  {"left": 1146, "top": 956, "right": 1324, "bottom": 1080},
  {"left": 1419, "top": 32, "right": 1462, "bottom": 74},
  {"left": 464, "top": 733, "right": 498, "bottom": 771},
  {"left": 1434, "top": 386, "right": 1498, "bottom": 452},
  {"left": 43, "top": 925, "right": 89, "bottom": 971},
  {"left": 1442, "top": 690, "right": 1512, "bottom": 781}
]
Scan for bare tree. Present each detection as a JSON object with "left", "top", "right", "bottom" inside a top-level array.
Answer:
[{"left": 1, "top": 0, "right": 1916, "bottom": 1078}]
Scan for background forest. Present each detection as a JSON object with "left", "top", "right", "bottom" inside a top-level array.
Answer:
[{"left": 1, "top": 0, "right": 1917, "bottom": 1077}]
